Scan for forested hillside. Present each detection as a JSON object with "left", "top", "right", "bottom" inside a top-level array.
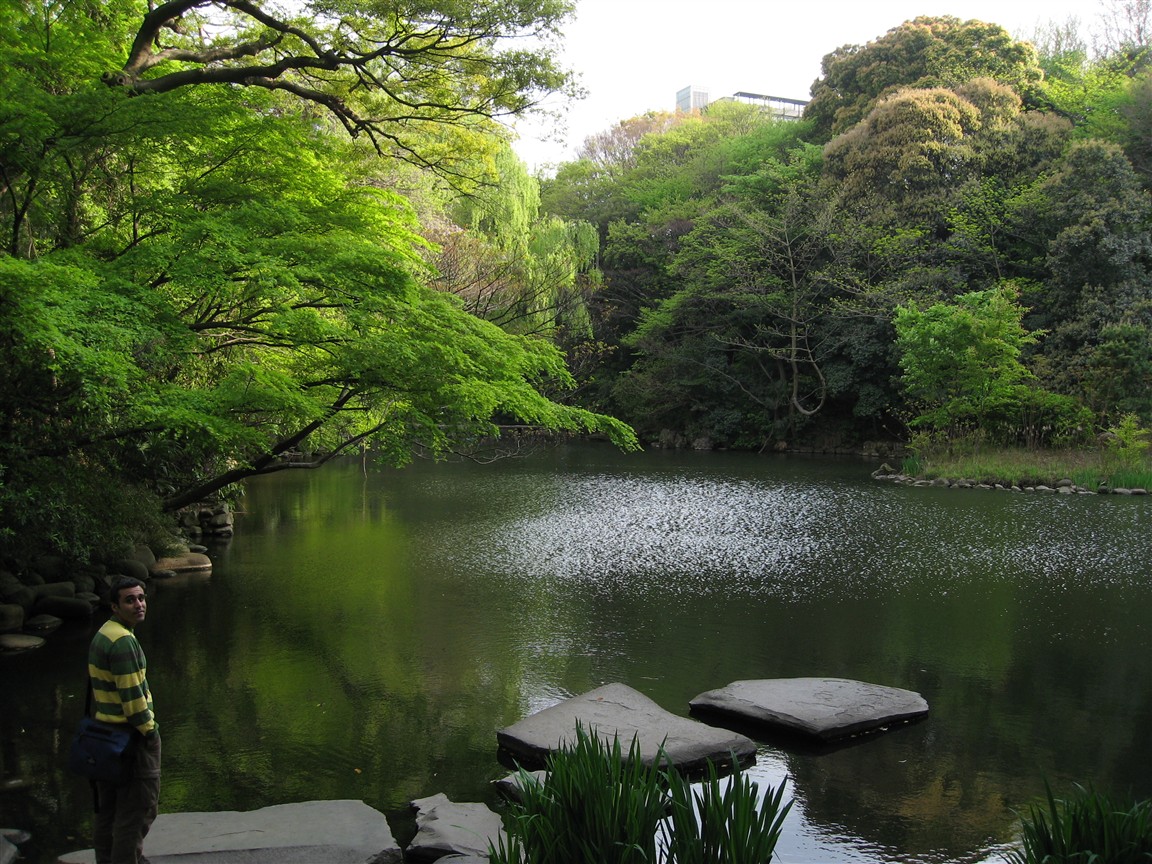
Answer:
[{"left": 540, "top": 13, "right": 1152, "bottom": 452}]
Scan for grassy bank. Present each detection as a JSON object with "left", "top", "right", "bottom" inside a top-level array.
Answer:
[{"left": 900, "top": 447, "right": 1152, "bottom": 491}]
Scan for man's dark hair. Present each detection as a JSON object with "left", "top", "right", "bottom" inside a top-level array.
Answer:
[{"left": 109, "top": 576, "right": 146, "bottom": 605}]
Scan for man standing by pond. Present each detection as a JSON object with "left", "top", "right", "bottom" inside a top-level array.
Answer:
[{"left": 88, "top": 576, "right": 161, "bottom": 864}]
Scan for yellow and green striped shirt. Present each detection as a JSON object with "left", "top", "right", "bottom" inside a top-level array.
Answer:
[{"left": 88, "top": 618, "right": 156, "bottom": 737}]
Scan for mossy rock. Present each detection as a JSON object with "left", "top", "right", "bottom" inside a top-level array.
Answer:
[
  {"left": 0, "top": 604, "right": 24, "bottom": 634},
  {"left": 32, "top": 595, "right": 93, "bottom": 620},
  {"left": 19, "top": 570, "right": 45, "bottom": 587},
  {"left": 0, "top": 584, "right": 34, "bottom": 612},
  {"left": 111, "top": 558, "right": 150, "bottom": 582},
  {"left": 33, "top": 555, "right": 70, "bottom": 582},
  {"left": 30, "top": 581, "right": 75, "bottom": 600},
  {"left": 131, "top": 545, "right": 158, "bottom": 570}
]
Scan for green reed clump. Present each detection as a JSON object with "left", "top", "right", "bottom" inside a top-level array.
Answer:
[
  {"left": 490, "top": 724, "right": 669, "bottom": 864},
  {"left": 489, "top": 724, "right": 792, "bottom": 864},
  {"left": 1007, "top": 784, "right": 1152, "bottom": 864},
  {"left": 663, "top": 759, "right": 792, "bottom": 864}
]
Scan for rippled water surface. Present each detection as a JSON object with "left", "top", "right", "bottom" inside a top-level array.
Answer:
[{"left": 3, "top": 445, "right": 1150, "bottom": 863}]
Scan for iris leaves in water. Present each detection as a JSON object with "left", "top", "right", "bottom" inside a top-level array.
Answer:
[
  {"left": 490, "top": 723, "right": 792, "bottom": 864},
  {"left": 1008, "top": 783, "right": 1152, "bottom": 864},
  {"left": 664, "top": 758, "right": 792, "bottom": 864}
]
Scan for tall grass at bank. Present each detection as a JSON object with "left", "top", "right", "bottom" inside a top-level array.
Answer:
[
  {"left": 489, "top": 724, "right": 792, "bottom": 864},
  {"left": 1007, "top": 784, "right": 1152, "bottom": 864},
  {"left": 901, "top": 447, "right": 1152, "bottom": 489},
  {"left": 900, "top": 415, "right": 1152, "bottom": 488}
]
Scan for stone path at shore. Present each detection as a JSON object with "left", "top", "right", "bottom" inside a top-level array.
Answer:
[{"left": 56, "top": 800, "right": 404, "bottom": 864}]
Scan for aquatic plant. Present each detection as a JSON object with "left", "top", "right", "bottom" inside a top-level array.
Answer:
[
  {"left": 489, "top": 723, "right": 792, "bottom": 864},
  {"left": 663, "top": 758, "right": 792, "bottom": 864},
  {"left": 1007, "top": 784, "right": 1152, "bottom": 864}
]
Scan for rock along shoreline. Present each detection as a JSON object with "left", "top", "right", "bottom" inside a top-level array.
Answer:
[{"left": 870, "top": 463, "right": 1150, "bottom": 496}]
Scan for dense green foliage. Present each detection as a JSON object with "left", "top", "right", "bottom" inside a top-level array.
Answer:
[
  {"left": 7, "top": 4, "right": 1152, "bottom": 562},
  {"left": 539, "top": 11, "right": 1152, "bottom": 452},
  {"left": 0, "top": 0, "right": 635, "bottom": 564},
  {"left": 490, "top": 725, "right": 792, "bottom": 864},
  {"left": 1007, "top": 785, "right": 1152, "bottom": 864}
]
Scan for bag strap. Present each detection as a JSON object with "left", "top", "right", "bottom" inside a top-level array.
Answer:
[{"left": 82, "top": 658, "right": 102, "bottom": 811}]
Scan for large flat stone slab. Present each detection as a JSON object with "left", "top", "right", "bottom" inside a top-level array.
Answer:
[
  {"left": 407, "top": 794, "right": 504, "bottom": 862},
  {"left": 153, "top": 552, "right": 213, "bottom": 573},
  {"left": 689, "top": 677, "right": 929, "bottom": 741},
  {"left": 497, "top": 682, "right": 756, "bottom": 776},
  {"left": 57, "top": 800, "right": 401, "bottom": 864}
]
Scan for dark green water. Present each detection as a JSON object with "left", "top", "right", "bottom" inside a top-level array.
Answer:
[{"left": 3, "top": 444, "right": 1150, "bottom": 863}]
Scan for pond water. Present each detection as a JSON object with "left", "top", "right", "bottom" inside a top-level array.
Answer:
[{"left": 2, "top": 444, "right": 1150, "bottom": 863}]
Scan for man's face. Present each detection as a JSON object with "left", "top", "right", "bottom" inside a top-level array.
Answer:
[{"left": 111, "top": 585, "right": 147, "bottom": 629}]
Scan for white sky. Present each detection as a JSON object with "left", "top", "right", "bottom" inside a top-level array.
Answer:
[{"left": 510, "top": 0, "right": 1104, "bottom": 171}]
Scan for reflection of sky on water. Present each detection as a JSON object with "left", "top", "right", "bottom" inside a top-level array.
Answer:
[{"left": 422, "top": 469, "right": 1151, "bottom": 600}]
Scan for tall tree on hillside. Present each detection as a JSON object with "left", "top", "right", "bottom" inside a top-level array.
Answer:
[
  {"left": 823, "top": 78, "right": 1071, "bottom": 289},
  {"left": 805, "top": 16, "right": 1045, "bottom": 140},
  {"left": 1011, "top": 140, "right": 1152, "bottom": 417}
]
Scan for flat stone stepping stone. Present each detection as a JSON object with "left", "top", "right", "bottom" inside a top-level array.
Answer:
[
  {"left": 154, "top": 552, "right": 212, "bottom": 573},
  {"left": 58, "top": 799, "right": 402, "bottom": 863},
  {"left": 690, "top": 677, "right": 929, "bottom": 741},
  {"left": 492, "top": 769, "right": 547, "bottom": 802},
  {"left": 497, "top": 682, "right": 756, "bottom": 776},
  {"left": 23, "top": 613, "right": 62, "bottom": 634},
  {"left": 0, "top": 634, "right": 45, "bottom": 653},
  {"left": 407, "top": 794, "right": 504, "bottom": 862}
]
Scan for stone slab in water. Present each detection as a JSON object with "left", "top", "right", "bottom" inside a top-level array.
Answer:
[
  {"left": 23, "top": 613, "right": 62, "bottom": 634},
  {"left": 153, "top": 552, "right": 213, "bottom": 573},
  {"left": 689, "top": 677, "right": 929, "bottom": 741},
  {"left": 497, "top": 682, "right": 756, "bottom": 775},
  {"left": 0, "top": 633, "right": 45, "bottom": 653},
  {"left": 57, "top": 800, "right": 402, "bottom": 864},
  {"left": 492, "top": 768, "right": 549, "bottom": 803},
  {"left": 407, "top": 793, "right": 505, "bottom": 862}
]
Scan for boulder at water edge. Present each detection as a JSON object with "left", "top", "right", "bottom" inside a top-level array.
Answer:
[
  {"left": 407, "top": 794, "right": 505, "bottom": 862},
  {"left": 497, "top": 682, "right": 756, "bottom": 776},
  {"left": 689, "top": 677, "right": 929, "bottom": 741}
]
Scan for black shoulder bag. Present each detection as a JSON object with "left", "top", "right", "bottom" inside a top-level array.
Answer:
[{"left": 67, "top": 683, "right": 137, "bottom": 786}]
